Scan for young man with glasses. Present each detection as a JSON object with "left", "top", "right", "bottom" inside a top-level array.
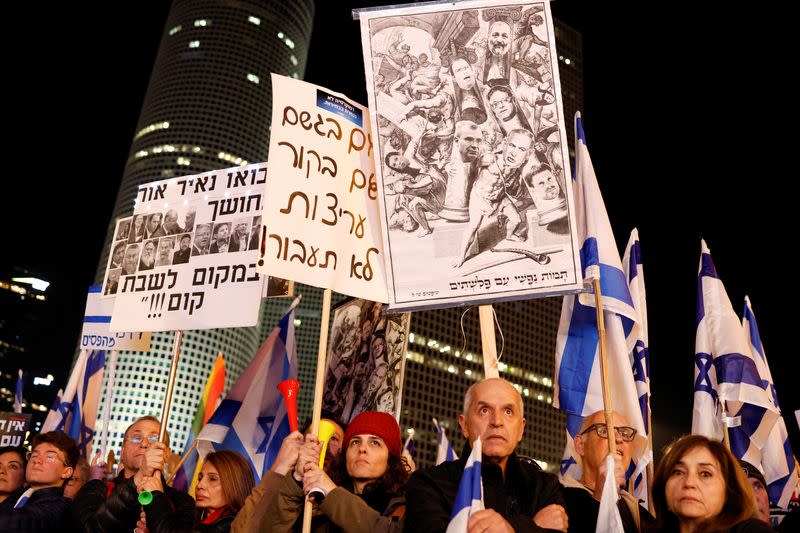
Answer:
[
  {"left": 72, "top": 415, "right": 194, "bottom": 532},
  {"left": 0, "top": 432, "right": 78, "bottom": 532},
  {"left": 561, "top": 410, "right": 655, "bottom": 532}
]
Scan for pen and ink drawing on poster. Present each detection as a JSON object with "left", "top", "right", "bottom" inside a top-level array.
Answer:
[
  {"left": 360, "top": 0, "right": 583, "bottom": 311},
  {"left": 322, "top": 298, "right": 410, "bottom": 423}
]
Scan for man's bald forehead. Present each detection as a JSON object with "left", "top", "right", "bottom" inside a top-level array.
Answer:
[
  {"left": 463, "top": 378, "right": 523, "bottom": 415},
  {"left": 579, "top": 410, "right": 629, "bottom": 434}
]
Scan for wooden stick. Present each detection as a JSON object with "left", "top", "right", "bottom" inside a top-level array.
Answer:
[
  {"left": 166, "top": 440, "right": 198, "bottom": 485},
  {"left": 646, "top": 402, "right": 655, "bottom": 515},
  {"left": 159, "top": 331, "right": 183, "bottom": 444},
  {"left": 479, "top": 305, "right": 500, "bottom": 379},
  {"left": 100, "top": 350, "right": 118, "bottom": 459},
  {"left": 302, "top": 288, "right": 332, "bottom": 533},
  {"left": 592, "top": 278, "right": 616, "bottom": 456},
  {"left": 721, "top": 401, "right": 731, "bottom": 451}
]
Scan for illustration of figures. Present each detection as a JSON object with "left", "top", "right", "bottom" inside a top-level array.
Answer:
[
  {"left": 361, "top": 1, "right": 579, "bottom": 308},
  {"left": 323, "top": 299, "right": 410, "bottom": 422}
]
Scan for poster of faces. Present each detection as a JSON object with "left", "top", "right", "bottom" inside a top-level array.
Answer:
[
  {"left": 322, "top": 298, "right": 410, "bottom": 423},
  {"left": 359, "top": 0, "right": 583, "bottom": 311}
]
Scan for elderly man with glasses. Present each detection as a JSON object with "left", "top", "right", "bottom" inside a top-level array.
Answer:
[
  {"left": 561, "top": 410, "right": 654, "bottom": 532},
  {"left": 72, "top": 415, "right": 194, "bottom": 533},
  {"left": 0, "top": 432, "right": 77, "bottom": 532}
]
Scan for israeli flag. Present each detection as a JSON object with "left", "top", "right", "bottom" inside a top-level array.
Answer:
[
  {"left": 742, "top": 296, "right": 799, "bottom": 509},
  {"left": 554, "top": 113, "right": 647, "bottom": 481},
  {"left": 433, "top": 418, "right": 458, "bottom": 465},
  {"left": 13, "top": 369, "right": 23, "bottom": 413},
  {"left": 197, "top": 298, "right": 299, "bottom": 481},
  {"left": 623, "top": 229, "right": 652, "bottom": 509},
  {"left": 596, "top": 454, "right": 625, "bottom": 533},
  {"left": 40, "top": 350, "right": 105, "bottom": 456},
  {"left": 446, "top": 437, "right": 483, "bottom": 533},
  {"left": 692, "top": 241, "right": 778, "bottom": 453}
]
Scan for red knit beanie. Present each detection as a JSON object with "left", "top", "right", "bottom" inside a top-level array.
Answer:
[{"left": 343, "top": 411, "right": 402, "bottom": 458}]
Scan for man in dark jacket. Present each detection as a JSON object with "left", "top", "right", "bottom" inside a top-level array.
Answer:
[
  {"left": 405, "top": 378, "right": 568, "bottom": 532},
  {"left": 0, "top": 431, "right": 78, "bottom": 532},
  {"left": 561, "top": 410, "right": 654, "bottom": 532},
  {"left": 72, "top": 415, "right": 194, "bottom": 532}
]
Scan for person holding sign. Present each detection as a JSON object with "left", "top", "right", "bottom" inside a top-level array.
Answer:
[
  {"left": 0, "top": 432, "right": 77, "bottom": 533},
  {"left": 141, "top": 451, "right": 254, "bottom": 533},
  {"left": 404, "top": 378, "right": 568, "bottom": 532},
  {"left": 261, "top": 411, "right": 408, "bottom": 533},
  {"left": 72, "top": 416, "right": 194, "bottom": 532}
]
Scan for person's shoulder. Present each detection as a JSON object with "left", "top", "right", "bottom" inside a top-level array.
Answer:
[
  {"left": 730, "top": 518, "right": 776, "bottom": 533},
  {"left": 410, "top": 460, "right": 464, "bottom": 486},
  {"left": 166, "top": 484, "right": 196, "bottom": 508}
]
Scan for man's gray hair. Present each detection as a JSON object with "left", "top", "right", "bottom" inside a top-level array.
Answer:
[{"left": 462, "top": 377, "right": 524, "bottom": 416}]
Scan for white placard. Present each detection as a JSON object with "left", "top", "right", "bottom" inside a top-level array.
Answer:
[
  {"left": 110, "top": 165, "right": 267, "bottom": 332},
  {"left": 358, "top": 0, "right": 583, "bottom": 311},
  {"left": 259, "top": 74, "right": 388, "bottom": 303},
  {"left": 81, "top": 286, "right": 151, "bottom": 351}
]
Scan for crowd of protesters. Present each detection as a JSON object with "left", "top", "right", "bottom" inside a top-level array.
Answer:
[{"left": 0, "top": 378, "right": 795, "bottom": 532}]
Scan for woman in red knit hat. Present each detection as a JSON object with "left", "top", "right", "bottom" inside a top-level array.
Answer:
[{"left": 265, "top": 411, "right": 409, "bottom": 532}]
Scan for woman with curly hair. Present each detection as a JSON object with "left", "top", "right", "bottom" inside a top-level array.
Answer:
[
  {"left": 650, "top": 434, "right": 772, "bottom": 533},
  {"left": 266, "top": 411, "right": 409, "bottom": 532}
]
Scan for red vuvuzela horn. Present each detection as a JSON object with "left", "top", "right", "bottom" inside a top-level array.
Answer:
[{"left": 277, "top": 379, "right": 301, "bottom": 432}]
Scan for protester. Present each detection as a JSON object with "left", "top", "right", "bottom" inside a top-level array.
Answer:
[
  {"left": 0, "top": 446, "right": 27, "bottom": 504},
  {"left": 405, "top": 378, "right": 568, "bottom": 532},
  {"left": 142, "top": 450, "right": 254, "bottom": 532},
  {"left": 259, "top": 411, "right": 408, "bottom": 532},
  {"left": 72, "top": 415, "right": 194, "bottom": 532},
  {"left": 651, "top": 434, "right": 773, "bottom": 533},
  {"left": 64, "top": 456, "right": 90, "bottom": 499},
  {"left": 561, "top": 410, "right": 654, "bottom": 532},
  {"left": 738, "top": 460, "right": 772, "bottom": 525},
  {"left": 232, "top": 417, "right": 345, "bottom": 533},
  {"left": 0, "top": 431, "right": 77, "bottom": 532}
]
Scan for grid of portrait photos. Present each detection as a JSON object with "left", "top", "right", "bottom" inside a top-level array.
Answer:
[{"left": 102, "top": 210, "right": 264, "bottom": 298}]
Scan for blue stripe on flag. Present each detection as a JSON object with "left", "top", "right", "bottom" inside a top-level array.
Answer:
[
  {"left": 696, "top": 252, "right": 719, "bottom": 324},
  {"left": 83, "top": 315, "right": 112, "bottom": 323},
  {"left": 558, "top": 301, "right": 598, "bottom": 415},
  {"left": 206, "top": 399, "right": 243, "bottom": 427},
  {"left": 627, "top": 240, "right": 641, "bottom": 282},
  {"left": 742, "top": 304, "right": 765, "bottom": 362},
  {"left": 713, "top": 353, "right": 764, "bottom": 388},
  {"left": 88, "top": 285, "right": 102, "bottom": 293}
]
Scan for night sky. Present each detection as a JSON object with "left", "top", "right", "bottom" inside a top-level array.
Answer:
[{"left": 3, "top": 2, "right": 796, "bottom": 459}]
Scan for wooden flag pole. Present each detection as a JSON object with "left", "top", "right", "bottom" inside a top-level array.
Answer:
[
  {"left": 165, "top": 440, "right": 198, "bottom": 485},
  {"left": 302, "top": 288, "right": 332, "bottom": 533},
  {"left": 646, "top": 404, "right": 655, "bottom": 515},
  {"left": 100, "top": 350, "right": 118, "bottom": 459},
  {"left": 159, "top": 331, "right": 183, "bottom": 444},
  {"left": 720, "top": 401, "right": 731, "bottom": 451},
  {"left": 478, "top": 305, "right": 500, "bottom": 379},
  {"left": 592, "top": 278, "right": 617, "bottom": 456}
]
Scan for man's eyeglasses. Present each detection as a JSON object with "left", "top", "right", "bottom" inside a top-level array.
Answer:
[
  {"left": 579, "top": 423, "right": 637, "bottom": 442},
  {"left": 27, "top": 452, "right": 68, "bottom": 466},
  {"left": 126, "top": 435, "right": 160, "bottom": 445}
]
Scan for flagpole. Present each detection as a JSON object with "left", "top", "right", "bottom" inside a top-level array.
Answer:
[
  {"left": 100, "top": 350, "right": 118, "bottom": 459},
  {"left": 478, "top": 305, "right": 499, "bottom": 379},
  {"left": 165, "top": 440, "right": 198, "bottom": 485},
  {"left": 159, "top": 331, "right": 183, "bottom": 444},
  {"left": 302, "top": 288, "right": 332, "bottom": 533},
  {"left": 646, "top": 405, "right": 655, "bottom": 515},
  {"left": 720, "top": 400, "right": 731, "bottom": 451},
  {"left": 592, "top": 278, "right": 617, "bottom": 456}
]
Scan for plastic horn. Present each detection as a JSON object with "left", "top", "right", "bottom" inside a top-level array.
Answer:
[
  {"left": 307, "top": 419, "right": 338, "bottom": 502},
  {"left": 277, "top": 379, "right": 301, "bottom": 432},
  {"left": 138, "top": 490, "right": 153, "bottom": 506}
]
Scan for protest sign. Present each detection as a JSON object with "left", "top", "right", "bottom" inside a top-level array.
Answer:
[
  {"left": 110, "top": 165, "right": 267, "bottom": 332},
  {"left": 322, "top": 298, "right": 410, "bottom": 423},
  {"left": 358, "top": 0, "right": 583, "bottom": 311},
  {"left": 80, "top": 285, "right": 151, "bottom": 351},
  {"left": 259, "top": 74, "right": 388, "bottom": 303},
  {"left": 0, "top": 412, "right": 31, "bottom": 447}
]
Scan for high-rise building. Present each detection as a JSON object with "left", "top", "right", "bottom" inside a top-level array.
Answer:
[
  {"left": 90, "top": 0, "right": 315, "bottom": 453},
  {"left": 398, "top": 19, "right": 583, "bottom": 473}
]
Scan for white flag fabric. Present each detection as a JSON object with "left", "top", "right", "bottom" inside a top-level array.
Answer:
[
  {"left": 446, "top": 437, "right": 483, "bottom": 533},
  {"left": 742, "top": 296, "right": 799, "bottom": 509},
  {"left": 197, "top": 299, "right": 299, "bottom": 481},
  {"left": 622, "top": 229, "right": 652, "bottom": 509},
  {"left": 433, "top": 418, "right": 458, "bottom": 465},
  {"left": 40, "top": 350, "right": 105, "bottom": 456},
  {"left": 692, "top": 241, "right": 779, "bottom": 452},
  {"left": 596, "top": 454, "right": 625, "bottom": 533},
  {"left": 554, "top": 114, "right": 647, "bottom": 481}
]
